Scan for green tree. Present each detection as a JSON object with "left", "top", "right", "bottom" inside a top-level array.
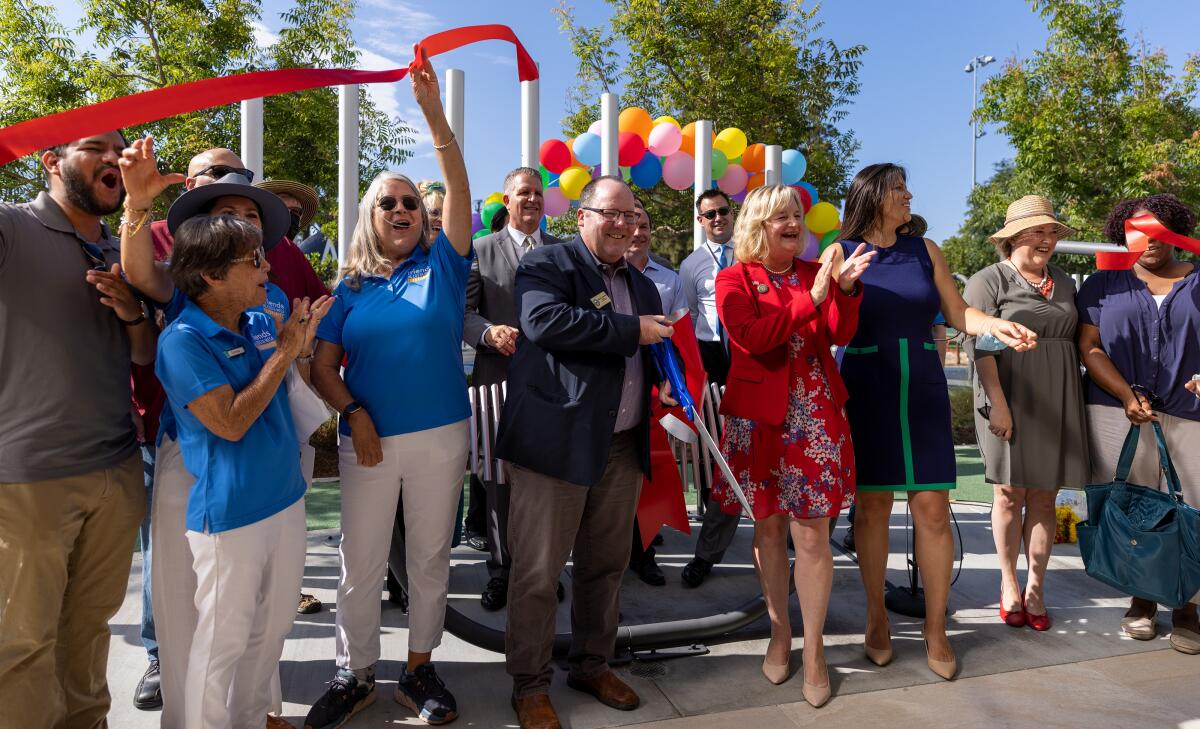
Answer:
[
  {"left": 554, "top": 0, "right": 864, "bottom": 264},
  {"left": 970, "top": 0, "right": 1200, "bottom": 246},
  {"left": 0, "top": 0, "right": 411, "bottom": 246}
]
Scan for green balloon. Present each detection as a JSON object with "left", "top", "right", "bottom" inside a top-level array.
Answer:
[
  {"left": 819, "top": 228, "right": 841, "bottom": 252},
  {"left": 540, "top": 165, "right": 550, "bottom": 188},
  {"left": 481, "top": 201, "right": 504, "bottom": 229},
  {"left": 710, "top": 150, "right": 728, "bottom": 179},
  {"left": 620, "top": 165, "right": 632, "bottom": 183},
  {"left": 473, "top": 229, "right": 489, "bottom": 240}
]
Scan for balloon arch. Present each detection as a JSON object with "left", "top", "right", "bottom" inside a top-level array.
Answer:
[{"left": 471, "top": 106, "right": 843, "bottom": 259}]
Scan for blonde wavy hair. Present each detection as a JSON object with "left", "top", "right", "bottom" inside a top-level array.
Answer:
[
  {"left": 337, "top": 171, "right": 428, "bottom": 290},
  {"left": 732, "top": 185, "right": 806, "bottom": 264}
]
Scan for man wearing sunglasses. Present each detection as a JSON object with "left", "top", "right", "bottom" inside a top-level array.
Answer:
[
  {"left": 0, "top": 130, "right": 156, "bottom": 729},
  {"left": 676, "top": 188, "right": 742, "bottom": 589}
]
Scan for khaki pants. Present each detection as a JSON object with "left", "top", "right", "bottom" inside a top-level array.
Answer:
[
  {"left": 0, "top": 453, "right": 145, "bottom": 729},
  {"left": 505, "top": 431, "right": 643, "bottom": 698}
]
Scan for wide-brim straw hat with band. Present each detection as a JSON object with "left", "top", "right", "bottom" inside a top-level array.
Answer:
[
  {"left": 254, "top": 178, "right": 320, "bottom": 231},
  {"left": 167, "top": 172, "right": 291, "bottom": 250},
  {"left": 988, "top": 195, "right": 1076, "bottom": 244}
]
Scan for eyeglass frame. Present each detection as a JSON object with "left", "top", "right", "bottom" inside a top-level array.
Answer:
[
  {"left": 378, "top": 195, "right": 421, "bottom": 213},
  {"left": 78, "top": 240, "right": 109, "bottom": 272},
  {"left": 580, "top": 206, "right": 639, "bottom": 225},
  {"left": 699, "top": 206, "right": 732, "bottom": 221},
  {"left": 193, "top": 164, "right": 255, "bottom": 182},
  {"left": 230, "top": 247, "right": 266, "bottom": 269}
]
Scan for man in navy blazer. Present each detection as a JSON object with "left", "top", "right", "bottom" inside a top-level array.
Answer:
[{"left": 496, "top": 176, "right": 674, "bottom": 729}]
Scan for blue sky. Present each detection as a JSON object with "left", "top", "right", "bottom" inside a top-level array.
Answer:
[{"left": 51, "top": 0, "right": 1200, "bottom": 242}]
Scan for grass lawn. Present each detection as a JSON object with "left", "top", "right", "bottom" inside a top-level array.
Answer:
[{"left": 303, "top": 444, "right": 992, "bottom": 532}]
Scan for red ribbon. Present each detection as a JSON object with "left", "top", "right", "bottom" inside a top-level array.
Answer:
[
  {"left": 0, "top": 24, "right": 537, "bottom": 167},
  {"left": 636, "top": 313, "right": 706, "bottom": 546},
  {"left": 1096, "top": 213, "right": 1200, "bottom": 270}
]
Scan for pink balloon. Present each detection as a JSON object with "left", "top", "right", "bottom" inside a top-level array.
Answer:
[
  {"left": 647, "top": 123, "right": 682, "bottom": 157},
  {"left": 588, "top": 119, "right": 604, "bottom": 136},
  {"left": 717, "top": 163, "right": 748, "bottom": 195},
  {"left": 543, "top": 187, "right": 570, "bottom": 217},
  {"left": 662, "top": 151, "right": 694, "bottom": 190}
]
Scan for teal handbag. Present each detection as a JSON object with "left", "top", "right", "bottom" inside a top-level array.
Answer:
[{"left": 1076, "top": 422, "right": 1200, "bottom": 609}]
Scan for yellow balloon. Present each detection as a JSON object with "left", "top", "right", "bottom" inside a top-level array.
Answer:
[
  {"left": 805, "top": 201, "right": 840, "bottom": 236},
  {"left": 714, "top": 127, "right": 748, "bottom": 159},
  {"left": 559, "top": 167, "right": 591, "bottom": 201},
  {"left": 484, "top": 191, "right": 504, "bottom": 207},
  {"left": 653, "top": 115, "right": 681, "bottom": 129}
]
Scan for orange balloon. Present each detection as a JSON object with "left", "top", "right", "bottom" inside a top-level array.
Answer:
[
  {"left": 679, "top": 121, "right": 716, "bottom": 156},
  {"left": 742, "top": 143, "right": 766, "bottom": 172},
  {"left": 746, "top": 171, "right": 766, "bottom": 191},
  {"left": 564, "top": 138, "right": 581, "bottom": 168},
  {"left": 618, "top": 107, "right": 654, "bottom": 144}
]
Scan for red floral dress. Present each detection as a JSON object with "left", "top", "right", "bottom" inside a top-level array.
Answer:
[{"left": 713, "top": 271, "right": 856, "bottom": 519}]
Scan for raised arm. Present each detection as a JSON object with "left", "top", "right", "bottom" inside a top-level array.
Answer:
[
  {"left": 118, "top": 136, "right": 184, "bottom": 303},
  {"left": 410, "top": 45, "right": 470, "bottom": 256}
]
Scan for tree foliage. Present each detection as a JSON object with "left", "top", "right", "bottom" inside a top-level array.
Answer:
[
  {"left": 950, "top": 0, "right": 1200, "bottom": 277},
  {"left": 0, "top": 0, "right": 412, "bottom": 243},
  {"left": 554, "top": 0, "right": 864, "bottom": 264}
]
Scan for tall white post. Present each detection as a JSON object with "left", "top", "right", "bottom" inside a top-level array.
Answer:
[
  {"left": 240, "top": 98, "right": 263, "bottom": 181},
  {"left": 692, "top": 120, "right": 713, "bottom": 250},
  {"left": 600, "top": 93, "right": 618, "bottom": 176},
  {"left": 519, "top": 66, "right": 539, "bottom": 168},
  {"left": 445, "top": 69, "right": 465, "bottom": 154},
  {"left": 764, "top": 145, "right": 784, "bottom": 187},
  {"left": 337, "top": 85, "right": 360, "bottom": 262}
]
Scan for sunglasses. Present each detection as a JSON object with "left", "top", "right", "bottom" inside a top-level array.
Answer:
[
  {"left": 195, "top": 164, "right": 255, "bottom": 182},
  {"left": 378, "top": 195, "right": 421, "bottom": 213},
  {"left": 1130, "top": 384, "right": 1165, "bottom": 411},
  {"left": 230, "top": 247, "right": 266, "bottom": 269},
  {"left": 700, "top": 206, "right": 731, "bottom": 220},
  {"left": 78, "top": 241, "right": 109, "bottom": 272}
]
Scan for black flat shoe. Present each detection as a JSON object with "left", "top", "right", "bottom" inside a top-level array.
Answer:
[
  {"left": 133, "top": 660, "right": 162, "bottom": 710},
  {"left": 481, "top": 576, "right": 508, "bottom": 611}
]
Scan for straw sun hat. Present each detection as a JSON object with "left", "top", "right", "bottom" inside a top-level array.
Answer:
[
  {"left": 254, "top": 178, "right": 320, "bottom": 230},
  {"left": 988, "top": 195, "right": 1076, "bottom": 244}
]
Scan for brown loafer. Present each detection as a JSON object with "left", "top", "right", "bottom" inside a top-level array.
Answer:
[
  {"left": 566, "top": 671, "right": 639, "bottom": 711},
  {"left": 511, "top": 693, "right": 561, "bottom": 729}
]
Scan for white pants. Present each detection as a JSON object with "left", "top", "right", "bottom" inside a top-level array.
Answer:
[
  {"left": 300, "top": 442, "right": 316, "bottom": 488},
  {"left": 335, "top": 419, "right": 468, "bottom": 668},
  {"left": 184, "top": 498, "right": 306, "bottom": 729}
]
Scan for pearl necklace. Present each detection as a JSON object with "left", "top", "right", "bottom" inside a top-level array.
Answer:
[{"left": 762, "top": 259, "right": 794, "bottom": 275}]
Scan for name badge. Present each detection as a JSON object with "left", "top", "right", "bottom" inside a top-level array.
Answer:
[
  {"left": 224, "top": 346, "right": 246, "bottom": 358},
  {"left": 591, "top": 291, "right": 612, "bottom": 309}
]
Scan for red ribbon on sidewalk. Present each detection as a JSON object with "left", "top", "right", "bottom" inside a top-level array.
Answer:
[
  {"left": 1096, "top": 213, "right": 1200, "bottom": 270},
  {"left": 636, "top": 313, "right": 707, "bottom": 547},
  {"left": 0, "top": 24, "right": 537, "bottom": 167}
]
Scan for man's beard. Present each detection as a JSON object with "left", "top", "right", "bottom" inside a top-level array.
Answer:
[{"left": 61, "top": 163, "right": 124, "bottom": 216}]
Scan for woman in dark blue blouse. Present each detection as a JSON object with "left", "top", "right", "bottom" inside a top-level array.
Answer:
[{"left": 1076, "top": 193, "right": 1200, "bottom": 656}]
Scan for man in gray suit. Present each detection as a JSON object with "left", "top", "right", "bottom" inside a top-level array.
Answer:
[{"left": 464, "top": 166, "right": 564, "bottom": 610}]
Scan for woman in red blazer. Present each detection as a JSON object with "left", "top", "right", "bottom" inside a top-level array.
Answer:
[{"left": 713, "top": 185, "right": 874, "bottom": 706}]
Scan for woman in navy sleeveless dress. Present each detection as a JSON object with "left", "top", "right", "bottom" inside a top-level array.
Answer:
[{"left": 826, "top": 164, "right": 1038, "bottom": 681}]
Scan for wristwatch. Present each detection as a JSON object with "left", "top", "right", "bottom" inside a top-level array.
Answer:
[{"left": 341, "top": 401, "right": 363, "bottom": 420}]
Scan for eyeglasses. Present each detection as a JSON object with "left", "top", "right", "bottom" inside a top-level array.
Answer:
[
  {"left": 78, "top": 241, "right": 109, "bottom": 272},
  {"left": 378, "top": 195, "right": 420, "bottom": 212},
  {"left": 699, "top": 206, "right": 732, "bottom": 221},
  {"left": 1130, "top": 384, "right": 1165, "bottom": 411},
  {"left": 194, "top": 165, "right": 255, "bottom": 182},
  {"left": 230, "top": 247, "right": 266, "bottom": 269},
  {"left": 581, "top": 207, "right": 639, "bottom": 225}
]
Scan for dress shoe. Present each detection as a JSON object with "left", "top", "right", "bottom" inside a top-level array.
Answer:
[
  {"left": 761, "top": 657, "right": 789, "bottom": 685},
  {"left": 133, "top": 660, "right": 162, "bottom": 710},
  {"left": 1024, "top": 608, "right": 1052, "bottom": 632},
  {"left": 463, "top": 531, "right": 489, "bottom": 552},
  {"left": 481, "top": 576, "right": 508, "bottom": 611},
  {"left": 680, "top": 557, "right": 713, "bottom": 588},
  {"left": 297, "top": 593, "right": 322, "bottom": 614},
  {"left": 841, "top": 524, "right": 856, "bottom": 553},
  {"left": 924, "top": 639, "right": 958, "bottom": 680},
  {"left": 802, "top": 680, "right": 831, "bottom": 708},
  {"left": 863, "top": 641, "right": 893, "bottom": 667},
  {"left": 1000, "top": 594, "right": 1026, "bottom": 628},
  {"left": 566, "top": 671, "right": 640, "bottom": 711},
  {"left": 511, "top": 693, "right": 561, "bottom": 729},
  {"left": 631, "top": 553, "right": 666, "bottom": 586}
]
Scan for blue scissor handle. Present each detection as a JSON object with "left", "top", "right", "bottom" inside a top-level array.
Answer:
[{"left": 650, "top": 341, "right": 696, "bottom": 421}]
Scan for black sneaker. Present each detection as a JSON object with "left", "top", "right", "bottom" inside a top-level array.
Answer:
[
  {"left": 133, "top": 660, "right": 162, "bottom": 710},
  {"left": 395, "top": 662, "right": 458, "bottom": 725},
  {"left": 480, "top": 576, "right": 508, "bottom": 611},
  {"left": 463, "top": 531, "right": 488, "bottom": 552},
  {"left": 680, "top": 557, "right": 713, "bottom": 588},
  {"left": 842, "top": 524, "right": 856, "bottom": 553},
  {"left": 303, "top": 667, "right": 376, "bottom": 729}
]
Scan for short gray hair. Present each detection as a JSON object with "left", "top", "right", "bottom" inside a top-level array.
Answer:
[
  {"left": 170, "top": 215, "right": 262, "bottom": 300},
  {"left": 503, "top": 167, "right": 541, "bottom": 194}
]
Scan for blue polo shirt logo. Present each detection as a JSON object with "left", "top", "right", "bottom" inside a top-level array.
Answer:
[
  {"left": 252, "top": 328, "right": 276, "bottom": 350},
  {"left": 407, "top": 265, "right": 431, "bottom": 284}
]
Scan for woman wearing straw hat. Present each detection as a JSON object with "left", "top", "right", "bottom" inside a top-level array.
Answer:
[{"left": 965, "top": 195, "right": 1090, "bottom": 633}]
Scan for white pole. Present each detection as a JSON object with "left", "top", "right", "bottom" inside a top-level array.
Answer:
[
  {"left": 600, "top": 92, "right": 618, "bottom": 176},
  {"left": 519, "top": 65, "right": 539, "bottom": 168},
  {"left": 693, "top": 120, "right": 713, "bottom": 250},
  {"left": 337, "top": 84, "right": 359, "bottom": 263},
  {"left": 240, "top": 98, "right": 263, "bottom": 181},
  {"left": 764, "top": 145, "right": 783, "bottom": 187},
  {"left": 445, "top": 69, "right": 465, "bottom": 154}
]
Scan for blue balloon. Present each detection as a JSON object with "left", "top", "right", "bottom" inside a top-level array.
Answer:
[
  {"left": 794, "top": 181, "right": 819, "bottom": 205},
  {"left": 573, "top": 132, "right": 602, "bottom": 167},
  {"left": 629, "top": 153, "right": 662, "bottom": 189},
  {"left": 781, "top": 149, "right": 807, "bottom": 185}
]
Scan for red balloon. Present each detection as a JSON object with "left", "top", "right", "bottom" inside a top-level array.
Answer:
[
  {"left": 539, "top": 139, "right": 572, "bottom": 174},
  {"left": 617, "top": 131, "right": 647, "bottom": 167},
  {"left": 791, "top": 184, "right": 813, "bottom": 212}
]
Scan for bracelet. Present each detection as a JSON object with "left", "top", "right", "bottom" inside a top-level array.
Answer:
[
  {"left": 295, "top": 354, "right": 313, "bottom": 364},
  {"left": 432, "top": 132, "right": 456, "bottom": 151},
  {"left": 120, "top": 209, "right": 153, "bottom": 236},
  {"left": 118, "top": 312, "right": 147, "bottom": 326}
]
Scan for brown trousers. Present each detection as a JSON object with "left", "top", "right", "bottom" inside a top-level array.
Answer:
[
  {"left": 0, "top": 453, "right": 145, "bottom": 729},
  {"left": 505, "top": 431, "right": 643, "bottom": 698}
]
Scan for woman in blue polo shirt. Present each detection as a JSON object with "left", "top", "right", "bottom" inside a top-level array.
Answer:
[
  {"left": 307, "top": 49, "right": 473, "bottom": 728},
  {"left": 155, "top": 214, "right": 331, "bottom": 728}
]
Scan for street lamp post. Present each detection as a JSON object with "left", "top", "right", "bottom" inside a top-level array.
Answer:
[{"left": 964, "top": 54, "right": 995, "bottom": 188}]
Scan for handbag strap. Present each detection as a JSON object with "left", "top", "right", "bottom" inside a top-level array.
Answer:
[
  {"left": 1113, "top": 423, "right": 1143, "bottom": 484},
  {"left": 1150, "top": 420, "right": 1186, "bottom": 503}
]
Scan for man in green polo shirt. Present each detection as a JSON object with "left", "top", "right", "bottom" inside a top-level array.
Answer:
[{"left": 0, "top": 130, "right": 156, "bottom": 729}]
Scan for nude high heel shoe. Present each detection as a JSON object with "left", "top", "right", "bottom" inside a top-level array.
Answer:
[
  {"left": 802, "top": 679, "right": 831, "bottom": 708},
  {"left": 924, "top": 639, "right": 958, "bottom": 680},
  {"left": 863, "top": 642, "right": 893, "bottom": 667},
  {"left": 761, "top": 657, "right": 790, "bottom": 685}
]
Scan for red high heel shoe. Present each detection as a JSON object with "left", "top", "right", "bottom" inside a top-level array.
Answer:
[
  {"left": 1000, "top": 595, "right": 1026, "bottom": 628},
  {"left": 1024, "top": 600, "right": 1052, "bottom": 631}
]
